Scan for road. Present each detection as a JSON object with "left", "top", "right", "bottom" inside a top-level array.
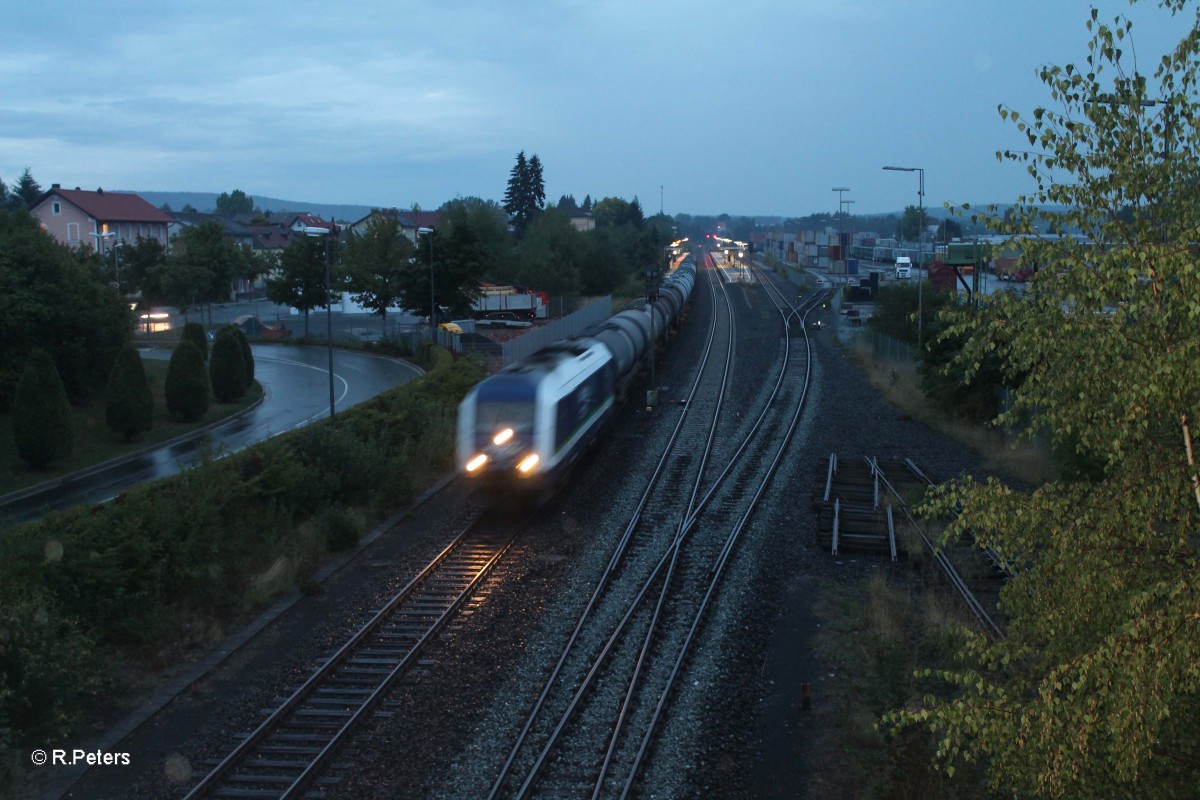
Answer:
[{"left": 0, "top": 344, "right": 423, "bottom": 527}]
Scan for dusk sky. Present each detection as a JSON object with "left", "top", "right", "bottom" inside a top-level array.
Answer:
[{"left": 2, "top": 1, "right": 1193, "bottom": 219}]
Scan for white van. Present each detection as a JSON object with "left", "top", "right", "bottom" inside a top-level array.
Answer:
[{"left": 895, "top": 256, "right": 912, "bottom": 279}]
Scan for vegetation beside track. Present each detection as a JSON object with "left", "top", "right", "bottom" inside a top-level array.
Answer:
[{"left": 0, "top": 345, "right": 483, "bottom": 793}]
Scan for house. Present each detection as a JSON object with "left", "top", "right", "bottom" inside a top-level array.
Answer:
[
  {"left": 31, "top": 185, "right": 173, "bottom": 253},
  {"left": 347, "top": 208, "right": 444, "bottom": 245},
  {"left": 287, "top": 213, "right": 335, "bottom": 235},
  {"left": 168, "top": 211, "right": 256, "bottom": 249},
  {"left": 569, "top": 212, "right": 595, "bottom": 232}
]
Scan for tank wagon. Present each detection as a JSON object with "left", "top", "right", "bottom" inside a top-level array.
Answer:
[{"left": 456, "top": 255, "right": 697, "bottom": 496}]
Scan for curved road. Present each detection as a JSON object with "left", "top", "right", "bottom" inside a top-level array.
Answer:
[{"left": 0, "top": 344, "right": 423, "bottom": 527}]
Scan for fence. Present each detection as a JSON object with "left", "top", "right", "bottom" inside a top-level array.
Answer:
[{"left": 499, "top": 297, "right": 612, "bottom": 366}]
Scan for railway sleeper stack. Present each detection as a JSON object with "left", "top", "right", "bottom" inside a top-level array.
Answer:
[{"left": 814, "top": 454, "right": 915, "bottom": 559}]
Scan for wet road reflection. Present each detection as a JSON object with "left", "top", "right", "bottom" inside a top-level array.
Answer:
[{"left": 0, "top": 345, "right": 422, "bottom": 527}]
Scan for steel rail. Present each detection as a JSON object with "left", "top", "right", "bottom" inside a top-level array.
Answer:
[
  {"left": 488, "top": 258, "right": 730, "bottom": 800},
  {"left": 185, "top": 512, "right": 519, "bottom": 799}
]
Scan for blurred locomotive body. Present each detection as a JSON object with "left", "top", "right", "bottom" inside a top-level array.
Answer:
[{"left": 456, "top": 254, "right": 697, "bottom": 495}]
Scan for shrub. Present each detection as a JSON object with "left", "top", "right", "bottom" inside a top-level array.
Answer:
[
  {"left": 231, "top": 326, "right": 254, "bottom": 385},
  {"left": 104, "top": 342, "right": 154, "bottom": 440},
  {"left": 321, "top": 508, "right": 362, "bottom": 552},
  {"left": 180, "top": 321, "right": 208, "bottom": 362},
  {"left": 165, "top": 340, "right": 210, "bottom": 421},
  {"left": 11, "top": 349, "right": 74, "bottom": 468},
  {"left": 209, "top": 326, "right": 247, "bottom": 403}
]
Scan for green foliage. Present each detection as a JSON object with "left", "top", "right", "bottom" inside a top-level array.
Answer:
[
  {"left": 0, "top": 354, "right": 484, "bottom": 759},
  {"left": 343, "top": 214, "right": 412, "bottom": 332},
  {"left": 503, "top": 150, "right": 545, "bottom": 238},
  {"left": 0, "top": 207, "right": 131, "bottom": 411},
  {"left": 104, "top": 342, "right": 154, "bottom": 440},
  {"left": 164, "top": 340, "right": 209, "bottom": 421},
  {"left": 266, "top": 234, "right": 332, "bottom": 337},
  {"left": 867, "top": 282, "right": 956, "bottom": 345},
  {"left": 231, "top": 325, "right": 254, "bottom": 385},
  {"left": 166, "top": 221, "right": 242, "bottom": 310},
  {"left": 181, "top": 321, "right": 208, "bottom": 361},
  {"left": 321, "top": 508, "right": 362, "bottom": 552},
  {"left": 887, "top": 4, "right": 1200, "bottom": 796},
  {"left": 11, "top": 349, "right": 74, "bottom": 468},
  {"left": 209, "top": 326, "right": 247, "bottom": 403},
  {"left": 215, "top": 189, "right": 254, "bottom": 218},
  {"left": 0, "top": 595, "right": 101, "bottom": 745}
]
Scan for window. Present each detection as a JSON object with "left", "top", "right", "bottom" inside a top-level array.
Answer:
[
  {"left": 51, "top": 201, "right": 61, "bottom": 215},
  {"left": 67, "top": 223, "right": 80, "bottom": 242}
]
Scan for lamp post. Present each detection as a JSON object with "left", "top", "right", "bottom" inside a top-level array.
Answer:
[
  {"left": 89, "top": 224, "right": 115, "bottom": 258},
  {"left": 305, "top": 225, "right": 336, "bottom": 420},
  {"left": 417, "top": 227, "right": 435, "bottom": 342},
  {"left": 832, "top": 187, "right": 850, "bottom": 264},
  {"left": 883, "top": 165, "right": 925, "bottom": 351}
]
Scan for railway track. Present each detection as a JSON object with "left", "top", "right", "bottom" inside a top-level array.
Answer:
[
  {"left": 486, "top": 256, "right": 831, "bottom": 799},
  {"left": 818, "top": 454, "right": 1005, "bottom": 640},
  {"left": 183, "top": 511, "right": 525, "bottom": 799}
]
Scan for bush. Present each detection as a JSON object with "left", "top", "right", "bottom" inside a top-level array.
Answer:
[
  {"left": 231, "top": 326, "right": 254, "bottom": 385},
  {"left": 104, "top": 342, "right": 154, "bottom": 440},
  {"left": 209, "top": 326, "right": 247, "bottom": 403},
  {"left": 165, "top": 340, "right": 210, "bottom": 421},
  {"left": 321, "top": 508, "right": 362, "bottom": 552},
  {"left": 11, "top": 349, "right": 74, "bottom": 468},
  {"left": 180, "top": 321, "right": 208, "bottom": 362}
]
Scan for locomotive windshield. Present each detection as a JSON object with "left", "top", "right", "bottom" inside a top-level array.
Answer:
[{"left": 475, "top": 402, "right": 535, "bottom": 437}]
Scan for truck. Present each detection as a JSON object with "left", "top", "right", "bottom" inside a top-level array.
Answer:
[
  {"left": 894, "top": 256, "right": 912, "bottom": 279},
  {"left": 471, "top": 286, "right": 548, "bottom": 320}
]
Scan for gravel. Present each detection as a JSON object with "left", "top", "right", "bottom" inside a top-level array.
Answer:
[{"left": 57, "top": 265, "right": 999, "bottom": 800}]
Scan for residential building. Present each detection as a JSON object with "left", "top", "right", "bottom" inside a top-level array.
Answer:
[{"left": 31, "top": 185, "right": 174, "bottom": 253}]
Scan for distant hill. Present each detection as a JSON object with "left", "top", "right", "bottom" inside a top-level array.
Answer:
[{"left": 126, "top": 191, "right": 379, "bottom": 223}]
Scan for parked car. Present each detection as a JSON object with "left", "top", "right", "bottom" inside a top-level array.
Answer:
[
  {"left": 231, "top": 315, "right": 290, "bottom": 339},
  {"left": 438, "top": 321, "right": 463, "bottom": 335},
  {"left": 476, "top": 311, "right": 533, "bottom": 329}
]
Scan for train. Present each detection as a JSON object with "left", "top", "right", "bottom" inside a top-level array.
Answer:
[{"left": 456, "top": 254, "right": 697, "bottom": 496}]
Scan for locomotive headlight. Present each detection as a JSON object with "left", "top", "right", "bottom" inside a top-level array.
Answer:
[
  {"left": 493, "top": 428, "right": 514, "bottom": 446},
  {"left": 466, "top": 454, "right": 488, "bottom": 472},
  {"left": 517, "top": 453, "right": 540, "bottom": 473}
]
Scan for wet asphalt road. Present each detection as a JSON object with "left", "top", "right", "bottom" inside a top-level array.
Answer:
[{"left": 0, "top": 344, "right": 423, "bottom": 527}]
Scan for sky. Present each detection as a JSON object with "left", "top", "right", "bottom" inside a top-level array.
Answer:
[{"left": 2, "top": 1, "right": 1195, "bottom": 219}]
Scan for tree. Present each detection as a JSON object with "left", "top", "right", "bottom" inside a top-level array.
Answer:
[
  {"left": 209, "top": 326, "right": 247, "bottom": 403},
  {"left": 897, "top": 204, "right": 927, "bottom": 242},
  {"left": 164, "top": 340, "right": 209, "bottom": 422},
  {"left": 503, "top": 150, "right": 546, "bottom": 238},
  {"left": 935, "top": 217, "right": 963, "bottom": 241},
  {"left": 118, "top": 236, "right": 168, "bottom": 303},
  {"left": 510, "top": 209, "right": 584, "bottom": 296},
  {"left": 231, "top": 326, "right": 254, "bottom": 386},
  {"left": 181, "top": 321, "right": 209, "bottom": 362},
  {"left": 167, "top": 221, "right": 240, "bottom": 312},
  {"left": 12, "top": 349, "right": 74, "bottom": 467},
  {"left": 885, "top": 4, "right": 1200, "bottom": 796},
  {"left": 104, "top": 343, "right": 153, "bottom": 440},
  {"left": 342, "top": 215, "right": 412, "bottom": 336},
  {"left": 0, "top": 206, "right": 131, "bottom": 411},
  {"left": 266, "top": 235, "right": 333, "bottom": 337},
  {"left": 215, "top": 189, "right": 254, "bottom": 218},
  {"left": 14, "top": 168, "right": 41, "bottom": 208}
]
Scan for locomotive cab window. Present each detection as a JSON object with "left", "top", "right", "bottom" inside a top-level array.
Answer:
[{"left": 475, "top": 402, "right": 534, "bottom": 437}]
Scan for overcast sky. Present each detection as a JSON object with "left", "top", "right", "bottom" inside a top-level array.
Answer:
[{"left": 2, "top": 1, "right": 1193, "bottom": 218}]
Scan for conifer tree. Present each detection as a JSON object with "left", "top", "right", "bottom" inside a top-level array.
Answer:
[
  {"left": 503, "top": 151, "right": 546, "bottom": 239},
  {"left": 164, "top": 340, "right": 209, "bottom": 421},
  {"left": 209, "top": 326, "right": 247, "bottom": 403},
  {"left": 104, "top": 343, "right": 154, "bottom": 440},
  {"left": 231, "top": 326, "right": 254, "bottom": 386},
  {"left": 181, "top": 321, "right": 208, "bottom": 362},
  {"left": 12, "top": 349, "right": 73, "bottom": 467}
]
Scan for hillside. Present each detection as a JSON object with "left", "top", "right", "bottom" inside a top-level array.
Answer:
[{"left": 126, "top": 191, "right": 380, "bottom": 223}]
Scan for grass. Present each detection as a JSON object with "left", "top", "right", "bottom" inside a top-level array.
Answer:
[
  {"left": 845, "top": 336, "right": 1057, "bottom": 485},
  {"left": 0, "top": 360, "right": 262, "bottom": 496},
  {"left": 809, "top": 572, "right": 992, "bottom": 799}
]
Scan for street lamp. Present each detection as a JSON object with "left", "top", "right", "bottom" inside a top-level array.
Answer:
[
  {"left": 418, "top": 227, "right": 435, "bottom": 342},
  {"left": 883, "top": 165, "right": 925, "bottom": 351},
  {"left": 89, "top": 224, "right": 115, "bottom": 257},
  {"left": 832, "top": 187, "right": 850, "bottom": 259},
  {"left": 305, "top": 225, "right": 336, "bottom": 420}
]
